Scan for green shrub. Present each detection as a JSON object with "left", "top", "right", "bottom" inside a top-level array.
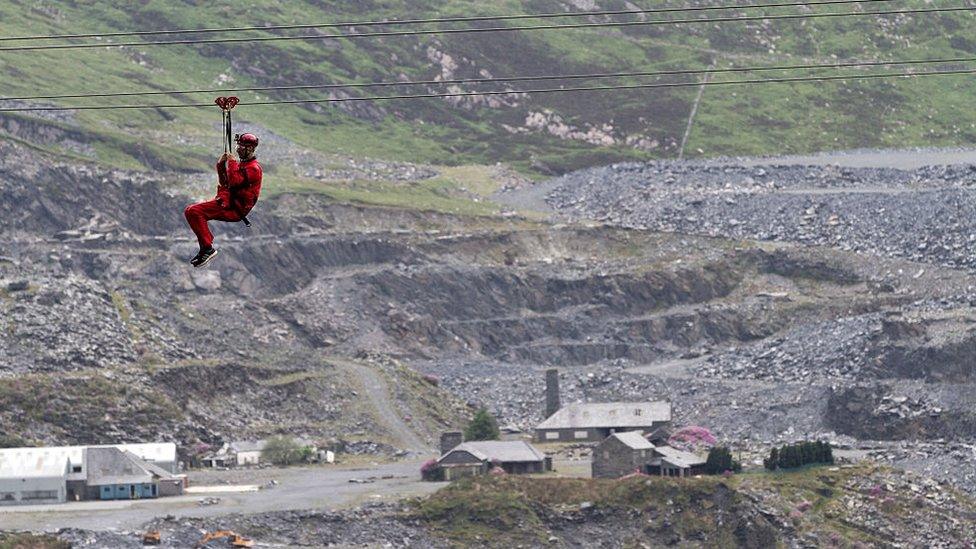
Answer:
[
  {"left": 261, "top": 435, "right": 305, "bottom": 465},
  {"left": 704, "top": 446, "right": 741, "bottom": 475},
  {"left": 765, "top": 441, "right": 834, "bottom": 471},
  {"left": 464, "top": 408, "right": 500, "bottom": 441}
]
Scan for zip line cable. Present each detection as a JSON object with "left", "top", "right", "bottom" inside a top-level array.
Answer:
[
  {"left": 1, "top": 67, "right": 973, "bottom": 112},
  {"left": 3, "top": 55, "right": 975, "bottom": 102},
  {"left": 0, "top": 0, "right": 896, "bottom": 42},
  {"left": 1, "top": 5, "right": 971, "bottom": 53}
]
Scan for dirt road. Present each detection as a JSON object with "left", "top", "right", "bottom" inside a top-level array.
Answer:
[{"left": 0, "top": 460, "right": 440, "bottom": 532}]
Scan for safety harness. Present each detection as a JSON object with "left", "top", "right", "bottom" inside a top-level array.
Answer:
[{"left": 215, "top": 96, "right": 251, "bottom": 228}]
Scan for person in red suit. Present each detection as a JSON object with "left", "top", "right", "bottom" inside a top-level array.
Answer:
[{"left": 184, "top": 133, "right": 263, "bottom": 267}]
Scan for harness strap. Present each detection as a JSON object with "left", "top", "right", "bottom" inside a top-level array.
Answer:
[{"left": 223, "top": 108, "right": 251, "bottom": 228}]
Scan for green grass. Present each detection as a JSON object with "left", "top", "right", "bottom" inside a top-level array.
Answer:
[
  {"left": 0, "top": 533, "right": 69, "bottom": 549},
  {"left": 412, "top": 463, "right": 975, "bottom": 547},
  {"left": 270, "top": 176, "right": 503, "bottom": 217},
  {"left": 1, "top": 0, "right": 975, "bottom": 222},
  {"left": 0, "top": 372, "right": 184, "bottom": 442}
]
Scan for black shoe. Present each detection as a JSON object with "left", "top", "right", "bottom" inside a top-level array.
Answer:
[{"left": 193, "top": 248, "right": 219, "bottom": 268}]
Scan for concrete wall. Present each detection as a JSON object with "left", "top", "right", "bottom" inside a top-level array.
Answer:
[
  {"left": 0, "top": 476, "right": 66, "bottom": 505},
  {"left": 236, "top": 451, "right": 262, "bottom": 466},
  {"left": 158, "top": 478, "right": 184, "bottom": 497}
]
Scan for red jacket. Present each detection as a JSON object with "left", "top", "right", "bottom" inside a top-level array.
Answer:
[{"left": 216, "top": 157, "right": 262, "bottom": 215}]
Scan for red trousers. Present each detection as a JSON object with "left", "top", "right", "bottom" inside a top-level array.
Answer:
[{"left": 184, "top": 199, "right": 242, "bottom": 250}]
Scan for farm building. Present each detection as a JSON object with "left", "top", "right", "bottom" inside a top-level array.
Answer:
[
  {"left": 436, "top": 440, "right": 551, "bottom": 480},
  {"left": 201, "top": 438, "right": 327, "bottom": 468},
  {"left": 535, "top": 369, "right": 672, "bottom": 443},
  {"left": 231, "top": 440, "right": 267, "bottom": 466},
  {"left": 591, "top": 431, "right": 656, "bottom": 479},
  {"left": 535, "top": 401, "right": 672, "bottom": 443},
  {"left": 0, "top": 452, "right": 70, "bottom": 505},
  {"left": 591, "top": 433, "right": 707, "bottom": 479},
  {"left": 647, "top": 445, "right": 707, "bottom": 477}
]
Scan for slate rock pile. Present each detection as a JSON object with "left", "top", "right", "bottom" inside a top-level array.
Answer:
[
  {"left": 56, "top": 503, "right": 441, "bottom": 548},
  {"left": 543, "top": 161, "right": 976, "bottom": 269},
  {"left": 0, "top": 274, "right": 136, "bottom": 373},
  {"left": 702, "top": 313, "right": 885, "bottom": 381}
]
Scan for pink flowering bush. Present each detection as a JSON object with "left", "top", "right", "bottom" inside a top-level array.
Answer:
[
  {"left": 420, "top": 459, "right": 443, "bottom": 481},
  {"left": 668, "top": 426, "right": 718, "bottom": 451}
]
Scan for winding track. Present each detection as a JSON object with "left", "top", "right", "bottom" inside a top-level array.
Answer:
[{"left": 332, "top": 358, "right": 431, "bottom": 454}]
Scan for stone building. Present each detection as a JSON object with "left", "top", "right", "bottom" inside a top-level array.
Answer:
[
  {"left": 591, "top": 431, "right": 656, "bottom": 478},
  {"left": 647, "top": 445, "right": 707, "bottom": 477},
  {"left": 436, "top": 440, "right": 550, "bottom": 480},
  {"left": 591, "top": 432, "right": 707, "bottom": 479},
  {"left": 535, "top": 369, "right": 672, "bottom": 442},
  {"left": 535, "top": 401, "right": 672, "bottom": 443}
]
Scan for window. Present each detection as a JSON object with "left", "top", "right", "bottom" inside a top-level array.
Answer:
[
  {"left": 603, "top": 451, "right": 610, "bottom": 459},
  {"left": 72, "top": 466, "right": 82, "bottom": 473},
  {"left": 634, "top": 409, "right": 642, "bottom": 416},
  {"left": 22, "top": 490, "right": 57, "bottom": 500},
  {"left": 574, "top": 431, "right": 589, "bottom": 439},
  {"left": 545, "top": 432, "right": 559, "bottom": 440}
]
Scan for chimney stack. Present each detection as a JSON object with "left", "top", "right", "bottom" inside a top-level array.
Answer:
[
  {"left": 440, "top": 431, "right": 463, "bottom": 455},
  {"left": 545, "top": 368, "right": 560, "bottom": 418}
]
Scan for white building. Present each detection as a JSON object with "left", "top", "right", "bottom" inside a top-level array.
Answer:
[
  {"left": 230, "top": 441, "right": 266, "bottom": 466},
  {"left": 0, "top": 443, "right": 179, "bottom": 505},
  {"left": 0, "top": 443, "right": 177, "bottom": 475},
  {"left": 0, "top": 451, "right": 70, "bottom": 505}
]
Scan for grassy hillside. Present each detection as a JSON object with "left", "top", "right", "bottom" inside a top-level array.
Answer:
[
  {"left": 1, "top": 0, "right": 975, "bottom": 178},
  {"left": 415, "top": 464, "right": 976, "bottom": 547}
]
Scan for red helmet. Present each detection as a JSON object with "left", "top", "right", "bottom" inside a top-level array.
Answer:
[{"left": 235, "top": 133, "right": 259, "bottom": 147}]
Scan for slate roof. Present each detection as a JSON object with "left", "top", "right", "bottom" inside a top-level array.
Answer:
[
  {"left": 653, "top": 446, "right": 706, "bottom": 468},
  {"left": 608, "top": 431, "right": 655, "bottom": 450},
  {"left": 85, "top": 447, "right": 166, "bottom": 486},
  {"left": 439, "top": 441, "right": 545, "bottom": 464},
  {"left": 123, "top": 451, "right": 178, "bottom": 479},
  {"left": 536, "top": 401, "right": 671, "bottom": 430}
]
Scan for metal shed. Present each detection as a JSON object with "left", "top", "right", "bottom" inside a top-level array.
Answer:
[{"left": 0, "top": 451, "right": 69, "bottom": 505}]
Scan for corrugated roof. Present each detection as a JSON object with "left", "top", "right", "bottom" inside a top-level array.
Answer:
[
  {"left": 653, "top": 446, "right": 706, "bottom": 468},
  {"left": 536, "top": 401, "right": 671, "bottom": 430},
  {"left": 0, "top": 452, "right": 69, "bottom": 479},
  {"left": 439, "top": 441, "right": 545, "bottom": 464},
  {"left": 609, "top": 431, "right": 655, "bottom": 450},
  {"left": 0, "top": 443, "right": 176, "bottom": 471}
]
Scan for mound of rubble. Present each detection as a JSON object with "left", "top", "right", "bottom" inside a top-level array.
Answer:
[
  {"left": 540, "top": 161, "right": 976, "bottom": 269},
  {"left": 51, "top": 464, "right": 976, "bottom": 548}
]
